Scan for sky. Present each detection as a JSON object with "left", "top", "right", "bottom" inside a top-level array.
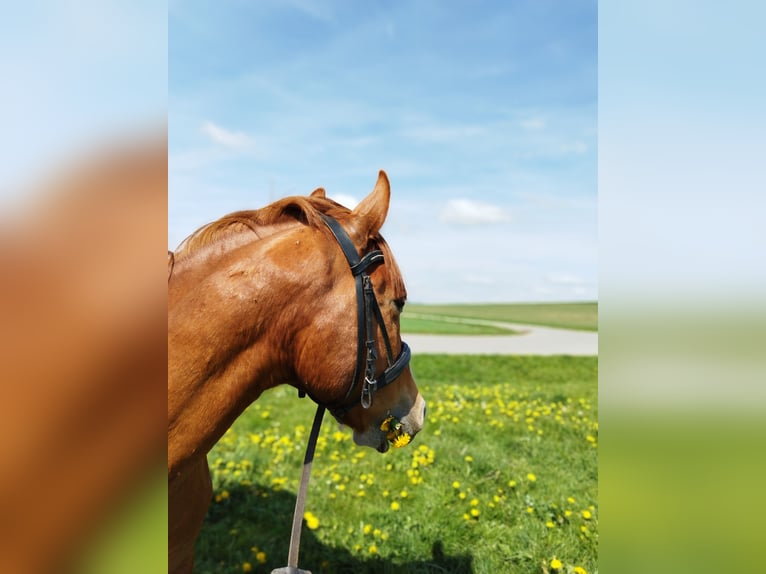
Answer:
[
  {"left": 0, "top": 0, "right": 166, "bottom": 196},
  {"left": 168, "top": 0, "right": 597, "bottom": 304}
]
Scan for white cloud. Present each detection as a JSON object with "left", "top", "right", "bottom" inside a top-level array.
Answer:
[
  {"left": 201, "top": 121, "right": 254, "bottom": 149},
  {"left": 439, "top": 199, "right": 511, "bottom": 225}
]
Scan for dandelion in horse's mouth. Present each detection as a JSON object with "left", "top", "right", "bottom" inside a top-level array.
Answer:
[
  {"left": 381, "top": 415, "right": 411, "bottom": 447},
  {"left": 392, "top": 434, "right": 411, "bottom": 448}
]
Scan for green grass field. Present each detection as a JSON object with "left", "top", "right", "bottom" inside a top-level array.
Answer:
[
  {"left": 404, "top": 303, "right": 598, "bottom": 332},
  {"left": 195, "top": 355, "right": 598, "bottom": 574},
  {"left": 400, "top": 315, "right": 518, "bottom": 335}
]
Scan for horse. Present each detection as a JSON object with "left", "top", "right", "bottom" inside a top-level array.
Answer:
[{"left": 168, "top": 171, "right": 426, "bottom": 573}]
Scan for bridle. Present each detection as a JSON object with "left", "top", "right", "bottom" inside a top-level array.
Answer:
[
  {"left": 318, "top": 214, "right": 411, "bottom": 419},
  {"left": 273, "top": 214, "right": 413, "bottom": 574}
]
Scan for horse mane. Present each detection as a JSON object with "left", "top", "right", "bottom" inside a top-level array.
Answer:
[{"left": 172, "top": 194, "right": 407, "bottom": 299}]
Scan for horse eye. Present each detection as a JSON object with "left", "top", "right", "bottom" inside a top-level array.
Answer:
[{"left": 394, "top": 298, "right": 406, "bottom": 312}]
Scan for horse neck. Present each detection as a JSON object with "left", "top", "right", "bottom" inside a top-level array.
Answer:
[{"left": 167, "top": 228, "right": 313, "bottom": 473}]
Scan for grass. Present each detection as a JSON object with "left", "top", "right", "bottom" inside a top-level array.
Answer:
[
  {"left": 400, "top": 315, "right": 517, "bottom": 335},
  {"left": 195, "top": 355, "right": 598, "bottom": 574},
  {"left": 405, "top": 303, "right": 598, "bottom": 332}
]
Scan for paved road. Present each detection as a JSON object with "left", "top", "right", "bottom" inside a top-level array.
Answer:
[{"left": 404, "top": 322, "right": 598, "bottom": 356}]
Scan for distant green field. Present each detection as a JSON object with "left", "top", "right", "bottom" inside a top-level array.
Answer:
[
  {"left": 400, "top": 315, "right": 517, "bottom": 335},
  {"left": 404, "top": 302, "right": 598, "bottom": 332}
]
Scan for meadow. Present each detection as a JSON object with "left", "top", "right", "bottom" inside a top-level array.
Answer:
[
  {"left": 400, "top": 315, "right": 518, "bottom": 335},
  {"left": 404, "top": 303, "right": 598, "bottom": 332},
  {"left": 195, "top": 355, "right": 598, "bottom": 574}
]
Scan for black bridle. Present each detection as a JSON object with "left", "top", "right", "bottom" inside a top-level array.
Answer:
[{"left": 319, "top": 214, "right": 411, "bottom": 419}]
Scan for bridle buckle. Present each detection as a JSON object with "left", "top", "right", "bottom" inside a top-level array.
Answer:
[{"left": 361, "top": 376, "right": 377, "bottom": 409}]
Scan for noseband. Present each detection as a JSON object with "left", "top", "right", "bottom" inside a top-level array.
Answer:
[{"left": 319, "top": 214, "right": 411, "bottom": 419}]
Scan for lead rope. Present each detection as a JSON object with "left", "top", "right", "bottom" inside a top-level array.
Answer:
[{"left": 271, "top": 404, "right": 326, "bottom": 574}]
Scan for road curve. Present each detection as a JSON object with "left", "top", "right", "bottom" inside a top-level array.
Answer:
[{"left": 404, "top": 322, "right": 598, "bottom": 356}]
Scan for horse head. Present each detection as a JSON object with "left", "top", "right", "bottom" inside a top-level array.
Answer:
[{"left": 291, "top": 171, "right": 426, "bottom": 452}]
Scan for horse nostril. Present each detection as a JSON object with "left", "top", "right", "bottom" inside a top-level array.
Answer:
[{"left": 423, "top": 404, "right": 427, "bottom": 419}]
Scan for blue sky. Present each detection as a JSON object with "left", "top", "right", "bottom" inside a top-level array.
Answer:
[
  {"left": 0, "top": 1, "right": 166, "bottom": 194},
  {"left": 170, "top": 0, "right": 598, "bottom": 304}
]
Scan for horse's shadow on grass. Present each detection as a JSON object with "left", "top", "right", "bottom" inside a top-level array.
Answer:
[{"left": 195, "top": 483, "right": 474, "bottom": 574}]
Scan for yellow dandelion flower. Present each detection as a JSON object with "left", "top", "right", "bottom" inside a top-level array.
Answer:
[
  {"left": 526, "top": 506, "right": 534, "bottom": 514},
  {"left": 464, "top": 455, "right": 473, "bottom": 462},
  {"left": 470, "top": 508, "right": 480, "bottom": 518},
  {"left": 546, "top": 521, "right": 555, "bottom": 528},
  {"left": 567, "top": 496, "right": 576, "bottom": 504},
  {"left": 303, "top": 511, "right": 320, "bottom": 530},
  {"left": 470, "top": 498, "right": 479, "bottom": 507},
  {"left": 582, "top": 510, "right": 592, "bottom": 520},
  {"left": 400, "top": 490, "right": 408, "bottom": 498},
  {"left": 526, "top": 473, "right": 537, "bottom": 482},
  {"left": 573, "top": 567, "right": 587, "bottom": 574},
  {"left": 363, "top": 524, "right": 372, "bottom": 535},
  {"left": 508, "top": 480, "right": 517, "bottom": 488},
  {"left": 392, "top": 433, "right": 411, "bottom": 448},
  {"left": 242, "top": 562, "right": 252, "bottom": 572},
  {"left": 452, "top": 481, "right": 461, "bottom": 489},
  {"left": 369, "top": 545, "right": 378, "bottom": 555},
  {"left": 458, "top": 492, "right": 467, "bottom": 500},
  {"left": 390, "top": 501, "right": 400, "bottom": 511},
  {"left": 550, "top": 557, "right": 563, "bottom": 570}
]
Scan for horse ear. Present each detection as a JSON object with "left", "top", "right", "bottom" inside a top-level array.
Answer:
[
  {"left": 310, "top": 187, "right": 326, "bottom": 198},
  {"left": 347, "top": 170, "right": 390, "bottom": 247}
]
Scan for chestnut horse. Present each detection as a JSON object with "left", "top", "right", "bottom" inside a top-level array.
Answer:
[{"left": 168, "top": 171, "right": 426, "bottom": 573}]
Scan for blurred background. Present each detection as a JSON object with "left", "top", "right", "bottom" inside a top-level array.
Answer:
[
  {"left": 599, "top": 2, "right": 766, "bottom": 573},
  {"left": 1, "top": 1, "right": 167, "bottom": 573}
]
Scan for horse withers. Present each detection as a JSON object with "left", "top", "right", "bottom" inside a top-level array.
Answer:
[{"left": 168, "top": 171, "right": 426, "bottom": 574}]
